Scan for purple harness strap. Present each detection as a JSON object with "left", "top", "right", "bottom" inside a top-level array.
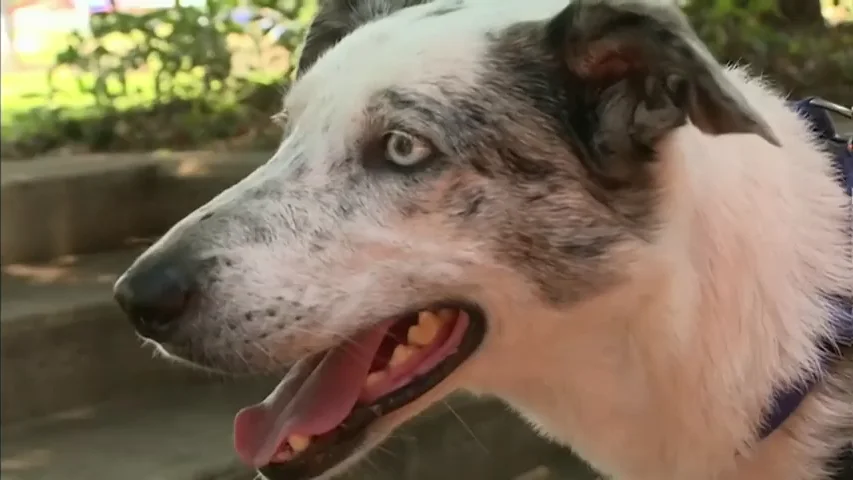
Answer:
[{"left": 757, "top": 98, "right": 853, "bottom": 440}]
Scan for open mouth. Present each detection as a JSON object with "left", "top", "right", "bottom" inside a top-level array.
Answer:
[{"left": 232, "top": 302, "right": 487, "bottom": 479}]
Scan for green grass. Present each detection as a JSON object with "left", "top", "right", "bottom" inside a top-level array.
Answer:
[
  {"left": 1, "top": 69, "right": 143, "bottom": 117},
  {"left": 0, "top": 59, "right": 287, "bottom": 159},
  {"left": 2, "top": 67, "right": 177, "bottom": 141},
  {"left": 1, "top": 29, "right": 184, "bottom": 130},
  {"left": 1, "top": 26, "right": 290, "bottom": 130},
  {"left": 0, "top": 1, "right": 310, "bottom": 158},
  {"left": 1, "top": 60, "right": 282, "bottom": 137}
]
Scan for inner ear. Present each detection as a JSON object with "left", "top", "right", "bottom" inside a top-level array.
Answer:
[{"left": 545, "top": 0, "right": 779, "bottom": 184}]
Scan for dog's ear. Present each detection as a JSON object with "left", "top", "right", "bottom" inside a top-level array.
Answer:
[
  {"left": 297, "top": 0, "right": 432, "bottom": 76},
  {"left": 545, "top": 0, "right": 779, "bottom": 183}
]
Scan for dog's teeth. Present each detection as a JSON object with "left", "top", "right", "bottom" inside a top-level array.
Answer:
[
  {"left": 365, "top": 370, "right": 387, "bottom": 387},
  {"left": 408, "top": 311, "right": 441, "bottom": 346},
  {"left": 437, "top": 308, "right": 458, "bottom": 323},
  {"left": 389, "top": 344, "right": 418, "bottom": 368},
  {"left": 287, "top": 434, "right": 311, "bottom": 453}
]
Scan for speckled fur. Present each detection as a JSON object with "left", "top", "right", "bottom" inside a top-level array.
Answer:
[{"left": 120, "top": 0, "right": 853, "bottom": 478}]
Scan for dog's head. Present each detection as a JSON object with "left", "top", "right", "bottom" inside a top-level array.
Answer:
[{"left": 114, "top": 0, "right": 777, "bottom": 478}]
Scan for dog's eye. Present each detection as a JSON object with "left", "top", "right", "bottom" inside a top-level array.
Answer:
[{"left": 384, "top": 131, "right": 432, "bottom": 167}]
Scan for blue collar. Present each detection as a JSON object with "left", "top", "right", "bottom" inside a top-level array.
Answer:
[{"left": 758, "top": 98, "right": 853, "bottom": 440}]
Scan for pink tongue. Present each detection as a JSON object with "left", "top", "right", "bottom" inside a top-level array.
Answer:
[{"left": 233, "top": 321, "right": 392, "bottom": 468}]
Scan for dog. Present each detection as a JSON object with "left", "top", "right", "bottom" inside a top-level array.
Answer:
[{"left": 112, "top": 0, "right": 853, "bottom": 478}]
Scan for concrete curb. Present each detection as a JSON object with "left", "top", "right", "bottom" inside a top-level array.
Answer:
[
  {"left": 1, "top": 383, "right": 596, "bottom": 480},
  {"left": 0, "top": 151, "right": 271, "bottom": 265},
  {"left": 1, "top": 248, "right": 223, "bottom": 423}
]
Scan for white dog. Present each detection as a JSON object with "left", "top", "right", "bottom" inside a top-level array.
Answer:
[{"left": 113, "top": 0, "right": 853, "bottom": 478}]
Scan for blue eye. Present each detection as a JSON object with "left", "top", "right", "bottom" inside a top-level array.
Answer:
[{"left": 384, "top": 131, "right": 433, "bottom": 167}]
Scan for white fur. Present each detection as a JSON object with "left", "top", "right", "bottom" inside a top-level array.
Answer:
[
  {"left": 134, "top": 1, "right": 853, "bottom": 478},
  {"left": 275, "top": 3, "right": 852, "bottom": 478}
]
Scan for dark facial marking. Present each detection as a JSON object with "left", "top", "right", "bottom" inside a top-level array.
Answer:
[
  {"left": 334, "top": 201, "right": 355, "bottom": 220},
  {"left": 468, "top": 156, "right": 495, "bottom": 178},
  {"left": 442, "top": 175, "right": 487, "bottom": 219},
  {"left": 457, "top": 188, "right": 485, "bottom": 218},
  {"left": 434, "top": 15, "right": 675, "bottom": 303},
  {"left": 546, "top": 0, "right": 779, "bottom": 159},
  {"left": 298, "top": 0, "right": 436, "bottom": 75},
  {"left": 372, "top": 88, "right": 496, "bottom": 155},
  {"left": 290, "top": 162, "right": 307, "bottom": 181},
  {"left": 422, "top": 3, "right": 462, "bottom": 17},
  {"left": 297, "top": 1, "right": 704, "bottom": 306},
  {"left": 464, "top": 0, "right": 778, "bottom": 303},
  {"left": 250, "top": 225, "right": 276, "bottom": 244},
  {"left": 495, "top": 143, "right": 558, "bottom": 180},
  {"left": 399, "top": 200, "right": 429, "bottom": 217}
]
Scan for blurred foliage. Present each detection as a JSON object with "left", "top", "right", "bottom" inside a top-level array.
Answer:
[
  {"left": 1, "top": 0, "right": 851, "bottom": 159},
  {"left": 48, "top": 0, "right": 306, "bottom": 107},
  {"left": 685, "top": 0, "right": 853, "bottom": 105},
  {"left": 2, "top": 0, "right": 312, "bottom": 158}
]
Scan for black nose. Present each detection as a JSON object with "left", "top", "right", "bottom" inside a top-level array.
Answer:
[{"left": 113, "top": 259, "right": 193, "bottom": 341}]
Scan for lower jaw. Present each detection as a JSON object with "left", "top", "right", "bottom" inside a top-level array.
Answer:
[
  {"left": 258, "top": 304, "right": 487, "bottom": 480},
  {"left": 258, "top": 427, "right": 367, "bottom": 480}
]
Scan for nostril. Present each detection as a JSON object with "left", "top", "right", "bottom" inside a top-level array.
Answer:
[{"left": 113, "top": 263, "right": 193, "bottom": 341}]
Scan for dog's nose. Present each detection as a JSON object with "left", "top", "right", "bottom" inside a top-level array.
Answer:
[{"left": 113, "top": 259, "right": 193, "bottom": 341}]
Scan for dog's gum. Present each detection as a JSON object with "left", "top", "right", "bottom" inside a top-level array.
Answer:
[
  {"left": 288, "top": 434, "right": 312, "bottom": 453},
  {"left": 388, "top": 344, "right": 419, "bottom": 368},
  {"left": 271, "top": 450, "right": 291, "bottom": 463},
  {"left": 408, "top": 311, "right": 442, "bottom": 346},
  {"left": 365, "top": 370, "right": 387, "bottom": 387},
  {"left": 437, "top": 308, "right": 457, "bottom": 323}
]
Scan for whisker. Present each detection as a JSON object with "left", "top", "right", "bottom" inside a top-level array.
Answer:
[
  {"left": 443, "top": 399, "right": 489, "bottom": 455},
  {"left": 373, "top": 442, "right": 402, "bottom": 461},
  {"left": 363, "top": 456, "right": 384, "bottom": 475}
]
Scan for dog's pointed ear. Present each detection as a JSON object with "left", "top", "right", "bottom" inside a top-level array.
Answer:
[
  {"left": 545, "top": 0, "right": 779, "bottom": 182},
  {"left": 297, "top": 0, "right": 432, "bottom": 76}
]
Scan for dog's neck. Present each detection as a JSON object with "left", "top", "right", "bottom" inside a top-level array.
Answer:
[{"left": 471, "top": 87, "right": 851, "bottom": 479}]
